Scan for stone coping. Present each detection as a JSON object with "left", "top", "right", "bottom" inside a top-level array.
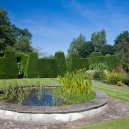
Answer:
[{"left": 0, "top": 86, "right": 108, "bottom": 114}]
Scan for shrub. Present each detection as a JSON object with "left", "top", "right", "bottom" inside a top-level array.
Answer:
[
  {"left": 122, "top": 74, "right": 129, "bottom": 85},
  {"left": 93, "top": 70, "right": 105, "bottom": 81},
  {"left": 58, "top": 71, "right": 92, "bottom": 97},
  {"left": 84, "top": 70, "right": 95, "bottom": 79},
  {"left": 117, "top": 81, "right": 123, "bottom": 86},
  {"left": 89, "top": 62, "right": 109, "bottom": 70},
  {"left": 106, "top": 71, "right": 122, "bottom": 84},
  {"left": 57, "top": 71, "right": 93, "bottom": 105}
]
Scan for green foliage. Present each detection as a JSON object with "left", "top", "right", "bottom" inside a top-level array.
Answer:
[
  {"left": 104, "top": 55, "right": 121, "bottom": 71},
  {"left": 57, "top": 71, "right": 93, "bottom": 105},
  {"left": 114, "top": 31, "right": 129, "bottom": 68},
  {"left": 68, "top": 33, "right": 86, "bottom": 54},
  {"left": 90, "top": 54, "right": 121, "bottom": 71},
  {"left": 106, "top": 71, "right": 123, "bottom": 84},
  {"left": 11, "top": 24, "right": 33, "bottom": 54},
  {"left": 89, "top": 52, "right": 102, "bottom": 65},
  {"left": 58, "top": 71, "right": 92, "bottom": 96},
  {"left": 67, "top": 53, "right": 80, "bottom": 72},
  {"left": 25, "top": 52, "right": 58, "bottom": 78},
  {"left": 93, "top": 70, "right": 105, "bottom": 81},
  {"left": 84, "top": 70, "right": 95, "bottom": 79},
  {"left": 80, "top": 58, "right": 89, "bottom": 70},
  {"left": 0, "top": 9, "right": 15, "bottom": 53},
  {"left": 15, "top": 52, "right": 28, "bottom": 77},
  {"left": 91, "top": 29, "right": 107, "bottom": 52},
  {"left": 0, "top": 80, "right": 32, "bottom": 105},
  {"left": 13, "top": 36, "right": 33, "bottom": 54},
  {"left": 37, "top": 58, "right": 58, "bottom": 78},
  {"left": 77, "top": 41, "right": 94, "bottom": 58},
  {"left": 25, "top": 52, "right": 38, "bottom": 78},
  {"left": 47, "top": 59, "right": 58, "bottom": 77},
  {"left": 53, "top": 88, "right": 96, "bottom": 106},
  {"left": 122, "top": 73, "right": 129, "bottom": 85},
  {"left": 0, "top": 51, "right": 18, "bottom": 79},
  {"left": 67, "top": 53, "right": 89, "bottom": 72},
  {"left": 101, "top": 44, "right": 114, "bottom": 56},
  {"left": 55, "top": 52, "right": 67, "bottom": 76}
]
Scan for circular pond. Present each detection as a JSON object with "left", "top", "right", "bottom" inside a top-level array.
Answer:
[{"left": 0, "top": 84, "right": 108, "bottom": 124}]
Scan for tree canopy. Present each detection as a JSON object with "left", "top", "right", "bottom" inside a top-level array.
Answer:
[
  {"left": 91, "top": 29, "right": 107, "bottom": 52},
  {"left": 78, "top": 41, "right": 94, "bottom": 58},
  {"left": 12, "top": 24, "right": 33, "bottom": 54},
  {"left": 68, "top": 33, "right": 86, "bottom": 54},
  {"left": 114, "top": 31, "right": 129, "bottom": 68},
  {"left": 0, "top": 8, "right": 33, "bottom": 54},
  {"left": 0, "top": 9, "right": 15, "bottom": 53}
]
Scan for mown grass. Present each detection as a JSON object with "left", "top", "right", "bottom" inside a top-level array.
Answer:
[
  {"left": 0, "top": 78, "right": 59, "bottom": 88},
  {"left": 73, "top": 117, "right": 129, "bottom": 129},
  {"left": 92, "top": 83, "right": 129, "bottom": 102}
]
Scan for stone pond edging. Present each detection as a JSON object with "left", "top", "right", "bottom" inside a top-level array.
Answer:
[{"left": 0, "top": 85, "right": 108, "bottom": 124}]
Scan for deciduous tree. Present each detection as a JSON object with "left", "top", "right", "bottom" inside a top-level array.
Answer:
[
  {"left": 91, "top": 29, "right": 107, "bottom": 52},
  {"left": 0, "top": 9, "right": 15, "bottom": 53},
  {"left": 68, "top": 33, "right": 86, "bottom": 54},
  {"left": 114, "top": 31, "right": 129, "bottom": 68}
]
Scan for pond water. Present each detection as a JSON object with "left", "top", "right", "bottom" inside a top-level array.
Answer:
[{"left": 23, "top": 89, "right": 60, "bottom": 106}]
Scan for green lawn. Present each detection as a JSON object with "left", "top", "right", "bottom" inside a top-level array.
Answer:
[
  {"left": 0, "top": 78, "right": 59, "bottom": 88},
  {"left": 92, "top": 83, "right": 129, "bottom": 102},
  {"left": 74, "top": 117, "right": 129, "bottom": 129}
]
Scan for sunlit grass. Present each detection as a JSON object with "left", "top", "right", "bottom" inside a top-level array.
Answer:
[
  {"left": 0, "top": 78, "right": 59, "bottom": 88},
  {"left": 73, "top": 117, "right": 129, "bottom": 129}
]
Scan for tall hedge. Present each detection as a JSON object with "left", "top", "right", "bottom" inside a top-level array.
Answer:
[
  {"left": 55, "top": 52, "right": 67, "bottom": 76},
  {"left": 25, "top": 52, "right": 38, "bottom": 78},
  {"left": 67, "top": 54, "right": 89, "bottom": 72},
  {"left": 37, "top": 59, "right": 58, "bottom": 78},
  {"left": 25, "top": 52, "right": 58, "bottom": 78},
  {"left": 67, "top": 54, "right": 80, "bottom": 72},
  {"left": 89, "top": 52, "right": 102, "bottom": 64},
  {"left": 0, "top": 51, "right": 18, "bottom": 79},
  {"left": 95, "top": 55, "right": 121, "bottom": 70},
  {"left": 80, "top": 58, "right": 89, "bottom": 70},
  {"left": 104, "top": 55, "right": 121, "bottom": 70}
]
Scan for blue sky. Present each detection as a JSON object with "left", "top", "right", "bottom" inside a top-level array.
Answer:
[{"left": 1, "top": 0, "right": 129, "bottom": 55}]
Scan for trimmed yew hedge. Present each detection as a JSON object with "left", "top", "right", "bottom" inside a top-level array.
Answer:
[
  {"left": 37, "top": 59, "right": 58, "bottom": 78},
  {"left": 0, "top": 51, "right": 18, "bottom": 79},
  {"left": 25, "top": 52, "right": 38, "bottom": 78},
  {"left": 25, "top": 52, "right": 64, "bottom": 78},
  {"left": 55, "top": 52, "right": 67, "bottom": 76},
  {"left": 89, "top": 52, "right": 102, "bottom": 64},
  {"left": 67, "top": 53, "right": 89, "bottom": 72}
]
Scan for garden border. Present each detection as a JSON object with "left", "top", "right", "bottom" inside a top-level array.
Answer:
[{"left": 0, "top": 85, "right": 108, "bottom": 124}]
